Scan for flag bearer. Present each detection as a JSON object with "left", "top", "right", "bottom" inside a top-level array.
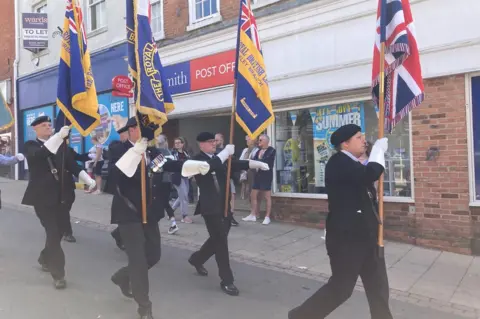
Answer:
[
  {"left": 109, "top": 117, "right": 209, "bottom": 319},
  {"left": 21, "top": 115, "right": 96, "bottom": 289},
  {"left": 186, "top": 132, "right": 269, "bottom": 296},
  {"left": 288, "top": 124, "right": 393, "bottom": 319}
]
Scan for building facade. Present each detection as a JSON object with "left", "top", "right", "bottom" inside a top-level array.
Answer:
[
  {"left": 15, "top": 0, "right": 132, "bottom": 179},
  {"left": 153, "top": 0, "right": 480, "bottom": 255},
  {"left": 0, "top": 0, "right": 16, "bottom": 178},
  {"left": 12, "top": 0, "right": 480, "bottom": 254}
]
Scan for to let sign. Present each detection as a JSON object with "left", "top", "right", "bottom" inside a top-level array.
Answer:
[
  {"left": 22, "top": 13, "right": 48, "bottom": 51},
  {"left": 112, "top": 75, "right": 134, "bottom": 98}
]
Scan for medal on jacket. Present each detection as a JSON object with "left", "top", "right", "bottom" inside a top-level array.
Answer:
[{"left": 150, "top": 154, "right": 167, "bottom": 173}]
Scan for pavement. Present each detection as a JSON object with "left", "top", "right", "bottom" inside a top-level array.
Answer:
[{"left": 1, "top": 177, "right": 480, "bottom": 318}]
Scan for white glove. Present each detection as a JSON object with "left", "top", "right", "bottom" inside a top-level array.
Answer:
[
  {"left": 15, "top": 153, "right": 25, "bottom": 161},
  {"left": 58, "top": 126, "right": 70, "bottom": 139},
  {"left": 217, "top": 144, "right": 235, "bottom": 163},
  {"left": 133, "top": 138, "right": 148, "bottom": 155},
  {"left": 182, "top": 160, "right": 211, "bottom": 177},
  {"left": 249, "top": 160, "right": 269, "bottom": 171},
  {"left": 43, "top": 126, "right": 70, "bottom": 154},
  {"left": 115, "top": 138, "right": 148, "bottom": 178},
  {"left": 368, "top": 137, "right": 389, "bottom": 168},
  {"left": 79, "top": 170, "right": 96, "bottom": 191}
]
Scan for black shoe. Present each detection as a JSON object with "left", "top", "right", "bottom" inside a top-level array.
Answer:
[
  {"left": 188, "top": 257, "right": 208, "bottom": 276},
  {"left": 287, "top": 307, "right": 302, "bottom": 319},
  {"left": 231, "top": 217, "right": 239, "bottom": 227},
  {"left": 220, "top": 283, "right": 239, "bottom": 296},
  {"left": 111, "top": 275, "right": 133, "bottom": 298},
  {"left": 138, "top": 308, "right": 153, "bottom": 319},
  {"left": 63, "top": 235, "right": 76, "bottom": 243},
  {"left": 54, "top": 278, "right": 67, "bottom": 289},
  {"left": 138, "top": 312, "right": 154, "bottom": 319}
]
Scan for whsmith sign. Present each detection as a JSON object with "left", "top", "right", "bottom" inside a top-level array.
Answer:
[{"left": 22, "top": 13, "right": 48, "bottom": 51}]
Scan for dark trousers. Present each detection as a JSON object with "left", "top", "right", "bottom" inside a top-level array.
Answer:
[
  {"left": 61, "top": 209, "right": 73, "bottom": 236},
  {"left": 189, "top": 214, "right": 233, "bottom": 284},
  {"left": 35, "top": 202, "right": 72, "bottom": 280},
  {"left": 289, "top": 234, "right": 393, "bottom": 319},
  {"left": 112, "top": 222, "right": 161, "bottom": 315}
]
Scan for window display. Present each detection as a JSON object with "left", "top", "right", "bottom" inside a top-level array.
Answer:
[{"left": 274, "top": 100, "right": 411, "bottom": 197}]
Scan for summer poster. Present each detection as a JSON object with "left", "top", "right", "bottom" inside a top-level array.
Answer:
[{"left": 311, "top": 102, "right": 365, "bottom": 187}]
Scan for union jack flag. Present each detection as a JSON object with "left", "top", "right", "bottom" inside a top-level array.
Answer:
[
  {"left": 240, "top": 0, "right": 261, "bottom": 51},
  {"left": 372, "top": 0, "right": 424, "bottom": 133}
]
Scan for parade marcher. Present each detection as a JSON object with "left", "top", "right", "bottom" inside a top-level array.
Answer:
[
  {"left": 109, "top": 117, "right": 209, "bottom": 319},
  {"left": 288, "top": 124, "right": 392, "bottom": 319},
  {"left": 0, "top": 153, "right": 25, "bottom": 210},
  {"left": 186, "top": 132, "right": 269, "bottom": 296},
  {"left": 21, "top": 115, "right": 96, "bottom": 289},
  {"left": 106, "top": 126, "right": 129, "bottom": 250}
]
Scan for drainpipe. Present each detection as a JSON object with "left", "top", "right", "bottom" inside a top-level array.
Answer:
[{"left": 13, "top": 0, "right": 20, "bottom": 180}]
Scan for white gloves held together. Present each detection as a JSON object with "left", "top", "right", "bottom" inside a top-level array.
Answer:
[
  {"left": 44, "top": 126, "right": 71, "bottom": 155},
  {"left": 368, "top": 137, "right": 389, "bottom": 168}
]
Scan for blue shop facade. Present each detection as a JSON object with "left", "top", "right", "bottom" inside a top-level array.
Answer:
[{"left": 17, "top": 43, "right": 130, "bottom": 180}]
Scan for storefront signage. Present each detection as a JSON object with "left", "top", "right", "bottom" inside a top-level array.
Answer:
[
  {"left": 84, "top": 93, "right": 129, "bottom": 152},
  {"left": 112, "top": 75, "right": 134, "bottom": 98},
  {"left": 22, "top": 13, "right": 48, "bottom": 51},
  {"left": 163, "top": 50, "right": 236, "bottom": 95},
  {"left": 310, "top": 102, "right": 365, "bottom": 187}
]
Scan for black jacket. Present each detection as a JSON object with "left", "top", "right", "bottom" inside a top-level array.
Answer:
[
  {"left": 110, "top": 141, "right": 183, "bottom": 224},
  {"left": 325, "top": 151, "right": 384, "bottom": 240},
  {"left": 22, "top": 139, "right": 83, "bottom": 207},
  {"left": 193, "top": 151, "right": 249, "bottom": 216}
]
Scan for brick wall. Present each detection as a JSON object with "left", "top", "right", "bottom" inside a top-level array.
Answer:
[
  {"left": 163, "top": 0, "right": 189, "bottom": 38},
  {"left": 273, "top": 75, "right": 475, "bottom": 255},
  {"left": 0, "top": 0, "right": 15, "bottom": 150},
  {"left": 411, "top": 74, "right": 471, "bottom": 254}
]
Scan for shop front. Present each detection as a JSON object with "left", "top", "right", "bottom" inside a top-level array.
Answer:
[{"left": 17, "top": 43, "right": 130, "bottom": 180}]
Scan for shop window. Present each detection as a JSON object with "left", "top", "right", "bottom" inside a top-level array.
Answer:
[
  {"left": 274, "top": 100, "right": 412, "bottom": 197},
  {"left": 471, "top": 76, "right": 480, "bottom": 201},
  {"left": 87, "top": 0, "right": 107, "bottom": 33},
  {"left": 187, "top": 0, "right": 221, "bottom": 31}
]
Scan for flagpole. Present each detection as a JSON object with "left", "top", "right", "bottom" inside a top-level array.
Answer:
[
  {"left": 377, "top": 41, "right": 386, "bottom": 259},
  {"left": 135, "top": 114, "right": 148, "bottom": 224},
  {"left": 224, "top": 80, "right": 238, "bottom": 218}
]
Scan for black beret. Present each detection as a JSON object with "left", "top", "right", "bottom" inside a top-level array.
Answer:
[
  {"left": 30, "top": 115, "right": 51, "bottom": 127},
  {"left": 117, "top": 125, "right": 128, "bottom": 134},
  {"left": 196, "top": 132, "right": 215, "bottom": 142},
  {"left": 330, "top": 124, "right": 361, "bottom": 147},
  {"left": 124, "top": 117, "right": 138, "bottom": 129}
]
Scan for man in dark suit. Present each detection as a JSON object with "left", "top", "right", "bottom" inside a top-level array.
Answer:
[
  {"left": 22, "top": 115, "right": 96, "bottom": 289},
  {"left": 107, "top": 125, "right": 130, "bottom": 251},
  {"left": 109, "top": 117, "right": 209, "bottom": 319},
  {"left": 288, "top": 124, "right": 392, "bottom": 319},
  {"left": 185, "top": 132, "right": 269, "bottom": 296}
]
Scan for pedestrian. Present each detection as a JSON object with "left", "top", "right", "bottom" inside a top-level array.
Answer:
[
  {"left": 171, "top": 137, "right": 193, "bottom": 224},
  {"left": 21, "top": 115, "right": 96, "bottom": 289},
  {"left": 109, "top": 117, "right": 209, "bottom": 319},
  {"left": 86, "top": 135, "right": 104, "bottom": 195},
  {"left": 155, "top": 134, "right": 179, "bottom": 234},
  {"left": 242, "top": 134, "right": 276, "bottom": 225},
  {"left": 288, "top": 124, "right": 392, "bottom": 319},
  {"left": 185, "top": 132, "right": 269, "bottom": 296}
]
